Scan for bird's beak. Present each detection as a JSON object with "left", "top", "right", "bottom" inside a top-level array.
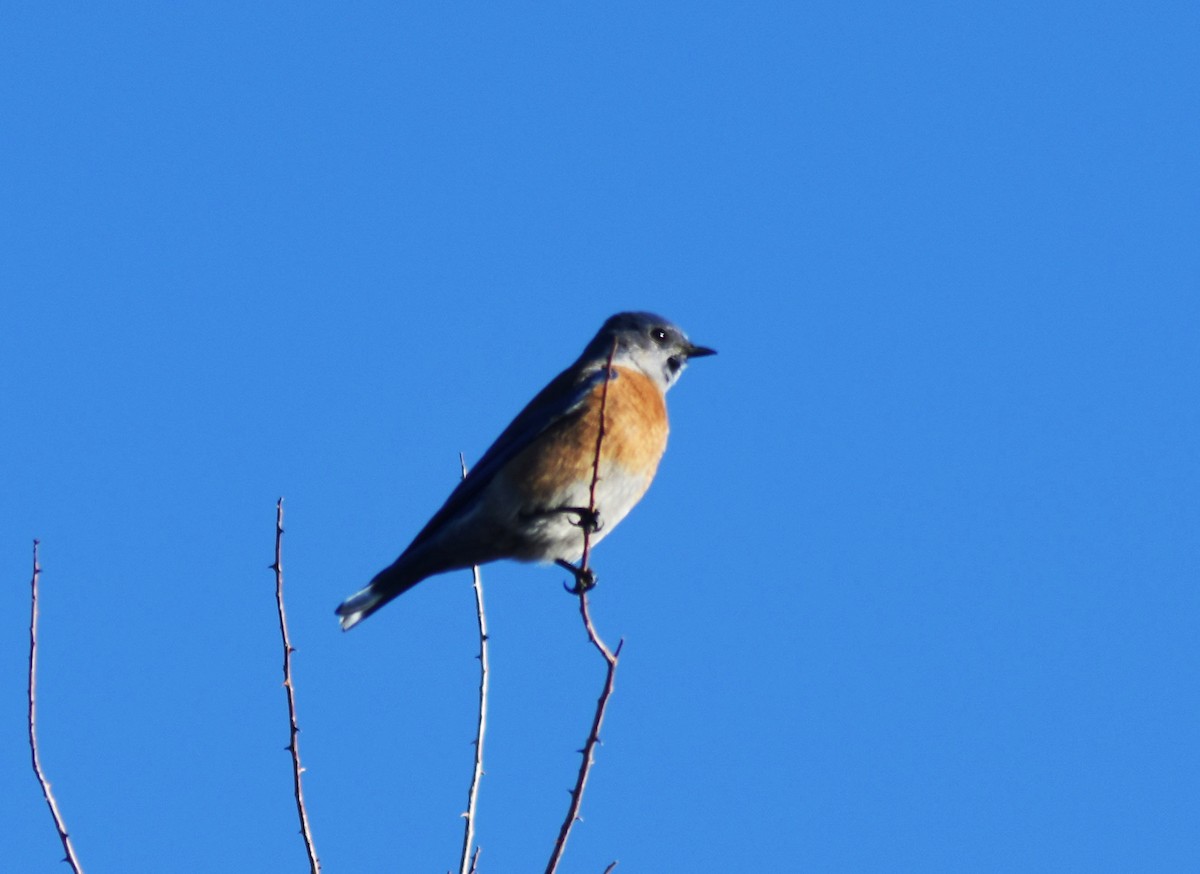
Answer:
[{"left": 685, "top": 343, "right": 717, "bottom": 359}]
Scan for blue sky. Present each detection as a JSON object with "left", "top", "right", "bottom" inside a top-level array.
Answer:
[{"left": 3, "top": 2, "right": 1198, "bottom": 871}]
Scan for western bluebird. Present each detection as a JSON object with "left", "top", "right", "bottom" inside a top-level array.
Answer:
[{"left": 336, "top": 311, "right": 715, "bottom": 630}]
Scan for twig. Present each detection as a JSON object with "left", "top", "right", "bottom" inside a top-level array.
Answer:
[
  {"left": 578, "top": 340, "right": 618, "bottom": 575},
  {"left": 545, "top": 340, "right": 625, "bottom": 874},
  {"left": 28, "top": 539, "right": 85, "bottom": 874},
  {"left": 458, "top": 454, "right": 490, "bottom": 874},
  {"left": 272, "top": 498, "right": 320, "bottom": 873}
]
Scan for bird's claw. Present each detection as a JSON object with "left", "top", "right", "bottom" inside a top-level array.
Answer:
[
  {"left": 554, "top": 505, "right": 602, "bottom": 534},
  {"left": 556, "top": 560, "right": 597, "bottom": 594},
  {"left": 520, "top": 505, "right": 603, "bottom": 534}
]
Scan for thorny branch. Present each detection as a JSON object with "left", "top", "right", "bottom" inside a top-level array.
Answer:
[
  {"left": 545, "top": 338, "right": 625, "bottom": 874},
  {"left": 28, "top": 539, "right": 85, "bottom": 874},
  {"left": 273, "top": 499, "right": 321, "bottom": 873},
  {"left": 458, "top": 454, "right": 490, "bottom": 874}
]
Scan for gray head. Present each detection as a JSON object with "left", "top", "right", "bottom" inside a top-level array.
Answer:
[{"left": 581, "top": 311, "right": 716, "bottom": 393}]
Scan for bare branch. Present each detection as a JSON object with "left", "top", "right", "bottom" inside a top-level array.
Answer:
[
  {"left": 28, "top": 539, "right": 84, "bottom": 873},
  {"left": 578, "top": 339, "right": 618, "bottom": 575},
  {"left": 546, "top": 339, "right": 624, "bottom": 874},
  {"left": 458, "top": 455, "right": 490, "bottom": 874},
  {"left": 272, "top": 499, "right": 320, "bottom": 873}
]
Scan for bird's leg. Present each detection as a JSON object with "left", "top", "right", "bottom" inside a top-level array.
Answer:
[
  {"left": 519, "top": 505, "right": 604, "bottom": 533},
  {"left": 525, "top": 505, "right": 602, "bottom": 592},
  {"left": 565, "top": 505, "right": 602, "bottom": 535},
  {"left": 556, "top": 559, "right": 597, "bottom": 594},
  {"left": 559, "top": 506, "right": 601, "bottom": 592}
]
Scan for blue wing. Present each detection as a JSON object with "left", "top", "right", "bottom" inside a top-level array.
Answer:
[{"left": 401, "top": 364, "right": 611, "bottom": 554}]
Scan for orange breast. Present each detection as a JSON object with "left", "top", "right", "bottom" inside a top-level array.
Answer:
[
  {"left": 507, "top": 365, "right": 669, "bottom": 506},
  {"left": 595, "top": 365, "right": 669, "bottom": 473}
]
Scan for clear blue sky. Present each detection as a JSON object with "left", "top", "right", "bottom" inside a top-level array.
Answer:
[{"left": 3, "top": 3, "right": 1198, "bottom": 871}]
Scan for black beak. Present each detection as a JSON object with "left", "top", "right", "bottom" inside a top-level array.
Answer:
[{"left": 685, "top": 343, "right": 717, "bottom": 359}]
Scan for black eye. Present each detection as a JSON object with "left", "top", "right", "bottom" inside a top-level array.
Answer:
[{"left": 651, "top": 327, "right": 669, "bottom": 344}]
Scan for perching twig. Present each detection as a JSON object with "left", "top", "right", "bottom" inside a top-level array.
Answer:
[
  {"left": 28, "top": 539, "right": 85, "bottom": 874},
  {"left": 546, "top": 340, "right": 625, "bottom": 874},
  {"left": 578, "top": 341, "right": 618, "bottom": 575},
  {"left": 272, "top": 499, "right": 320, "bottom": 873},
  {"left": 458, "top": 455, "right": 490, "bottom": 874}
]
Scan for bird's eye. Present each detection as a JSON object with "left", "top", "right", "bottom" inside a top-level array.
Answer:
[{"left": 651, "top": 328, "right": 669, "bottom": 344}]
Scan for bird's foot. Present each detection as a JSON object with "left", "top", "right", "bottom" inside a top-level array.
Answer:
[
  {"left": 520, "top": 505, "right": 603, "bottom": 534},
  {"left": 564, "top": 506, "right": 603, "bottom": 535},
  {"left": 556, "top": 559, "right": 597, "bottom": 594}
]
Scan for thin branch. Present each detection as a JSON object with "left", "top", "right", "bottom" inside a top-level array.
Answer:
[
  {"left": 458, "top": 454, "right": 490, "bottom": 874},
  {"left": 272, "top": 498, "right": 320, "bottom": 873},
  {"left": 578, "top": 339, "right": 618, "bottom": 575},
  {"left": 28, "top": 539, "right": 85, "bottom": 874},
  {"left": 546, "top": 595, "right": 622, "bottom": 874},
  {"left": 546, "top": 339, "right": 624, "bottom": 874}
]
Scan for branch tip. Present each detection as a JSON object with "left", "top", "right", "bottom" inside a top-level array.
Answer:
[
  {"left": 29, "top": 539, "right": 85, "bottom": 873},
  {"left": 458, "top": 455, "right": 490, "bottom": 874},
  {"left": 272, "top": 501, "right": 320, "bottom": 872}
]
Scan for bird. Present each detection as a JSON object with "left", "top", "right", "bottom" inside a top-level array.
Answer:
[{"left": 336, "top": 311, "right": 715, "bottom": 630}]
